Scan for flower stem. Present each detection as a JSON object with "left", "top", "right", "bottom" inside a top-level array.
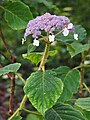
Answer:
[{"left": 39, "top": 43, "right": 50, "bottom": 71}]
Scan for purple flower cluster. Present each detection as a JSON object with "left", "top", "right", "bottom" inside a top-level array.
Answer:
[{"left": 24, "top": 13, "right": 71, "bottom": 39}]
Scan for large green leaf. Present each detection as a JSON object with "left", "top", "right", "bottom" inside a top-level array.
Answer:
[
  {"left": 24, "top": 70, "right": 63, "bottom": 115},
  {"left": 0, "top": 63, "right": 21, "bottom": 76},
  {"left": 75, "top": 97, "right": 90, "bottom": 111},
  {"left": 22, "top": 50, "right": 57, "bottom": 65},
  {"left": 59, "top": 69, "right": 80, "bottom": 102},
  {"left": 45, "top": 102, "right": 85, "bottom": 120},
  {"left": 4, "top": 1, "right": 33, "bottom": 30},
  {"left": 26, "top": 114, "right": 43, "bottom": 120},
  {"left": 67, "top": 42, "right": 90, "bottom": 57},
  {"left": 56, "top": 25, "right": 87, "bottom": 42}
]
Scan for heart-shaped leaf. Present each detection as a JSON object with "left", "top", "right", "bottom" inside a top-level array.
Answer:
[{"left": 24, "top": 70, "right": 63, "bottom": 115}]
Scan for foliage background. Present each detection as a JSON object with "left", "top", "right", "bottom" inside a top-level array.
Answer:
[{"left": 0, "top": 0, "right": 90, "bottom": 119}]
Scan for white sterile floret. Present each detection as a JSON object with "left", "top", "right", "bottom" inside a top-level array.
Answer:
[
  {"left": 33, "top": 39, "right": 39, "bottom": 46},
  {"left": 49, "top": 34, "right": 55, "bottom": 42},
  {"left": 74, "top": 34, "right": 78, "bottom": 40},
  {"left": 68, "top": 23, "right": 73, "bottom": 29},
  {"left": 63, "top": 28, "right": 69, "bottom": 36},
  {"left": 22, "top": 38, "right": 26, "bottom": 45}
]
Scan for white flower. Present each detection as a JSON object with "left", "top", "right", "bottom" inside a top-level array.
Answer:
[
  {"left": 74, "top": 34, "right": 78, "bottom": 40},
  {"left": 63, "top": 28, "right": 69, "bottom": 36},
  {"left": 33, "top": 39, "right": 39, "bottom": 46},
  {"left": 49, "top": 34, "right": 55, "bottom": 42},
  {"left": 22, "top": 38, "right": 26, "bottom": 44},
  {"left": 68, "top": 23, "right": 73, "bottom": 29}
]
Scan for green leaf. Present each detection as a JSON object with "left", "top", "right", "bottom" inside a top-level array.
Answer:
[
  {"left": 56, "top": 32, "right": 74, "bottom": 42},
  {"left": 24, "top": 70, "right": 63, "bottom": 115},
  {"left": 0, "top": 63, "right": 21, "bottom": 76},
  {"left": 75, "top": 97, "right": 90, "bottom": 111},
  {"left": 67, "top": 42, "right": 90, "bottom": 57},
  {"left": 26, "top": 114, "right": 43, "bottom": 120},
  {"left": 4, "top": 1, "right": 33, "bottom": 30},
  {"left": 83, "top": 110, "right": 90, "bottom": 120},
  {"left": 75, "top": 25, "right": 87, "bottom": 41},
  {"left": 59, "top": 69, "right": 80, "bottom": 102},
  {"left": 56, "top": 25, "right": 87, "bottom": 42},
  {"left": 52, "top": 66, "right": 70, "bottom": 80},
  {"left": 22, "top": 50, "right": 57, "bottom": 65},
  {"left": 22, "top": 52, "right": 42, "bottom": 65},
  {"left": 45, "top": 102, "right": 85, "bottom": 120},
  {"left": 27, "top": 44, "right": 36, "bottom": 54}
]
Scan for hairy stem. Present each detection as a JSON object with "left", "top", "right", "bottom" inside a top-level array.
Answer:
[
  {"left": 9, "top": 74, "right": 15, "bottom": 115},
  {"left": 8, "top": 95, "right": 27, "bottom": 120},
  {"left": 39, "top": 43, "right": 50, "bottom": 71},
  {"left": 15, "top": 73, "right": 26, "bottom": 84},
  {"left": 79, "top": 52, "right": 85, "bottom": 96}
]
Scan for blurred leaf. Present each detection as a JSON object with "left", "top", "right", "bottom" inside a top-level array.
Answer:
[
  {"left": 26, "top": 114, "right": 43, "bottom": 120},
  {"left": 0, "top": 63, "right": 21, "bottom": 76},
  {"left": 67, "top": 42, "right": 90, "bottom": 57},
  {"left": 4, "top": 1, "right": 33, "bottom": 30},
  {"left": 52, "top": 66, "right": 70, "bottom": 80},
  {"left": 75, "top": 25, "right": 87, "bottom": 41},
  {"left": 83, "top": 110, "right": 90, "bottom": 120},
  {"left": 22, "top": 50, "right": 58, "bottom": 65},
  {"left": 75, "top": 97, "right": 90, "bottom": 111},
  {"left": 45, "top": 102, "right": 85, "bottom": 120},
  {"left": 27, "top": 44, "right": 36, "bottom": 54},
  {"left": 56, "top": 25, "right": 87, "bottom": 42},
  {"left": 24, "top": 70, "right": 63, "bottom": 115},
  {"left": 59, "top": 69, "right": 80, "bottom": 102},
  {"left": 22, "top": 52, "right": 42, "bottom": 65}
]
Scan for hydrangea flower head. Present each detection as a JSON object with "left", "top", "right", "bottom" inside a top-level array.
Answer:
[{"left": 23, "top": 13, "right": 78, "bottom": 46}]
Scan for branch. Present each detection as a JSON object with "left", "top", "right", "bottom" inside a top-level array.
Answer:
[
  {"left": 0, "top": 28, "right": 16, "bottom": 115},
  {"left": 0, "top": 29, "right": 15, "bottom": 63}
]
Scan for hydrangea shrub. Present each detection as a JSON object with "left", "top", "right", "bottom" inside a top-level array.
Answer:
[{"left": 0, "top": 1, "right": 90, "bottom": 120}]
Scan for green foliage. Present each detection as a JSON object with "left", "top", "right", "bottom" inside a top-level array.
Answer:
[
  {"left": 67, "top": 42, "right": 90, "bottom": 57},
  {"left": 22, "top": 50, "right": 57, "bottom": 65},
  {"left": 24, "top": 70, "right": 63, "bottom": 115},
  {"left": 2, "top": 1, "right": 33, "bottom": 30},
  {"left": 56, "top": 25, "right": 87, "bottom": 42},
  {"left": 0, "top": 63, "right": 21, "bottom": 76},
  {"left": 27, "top": 44, "right": 37, "bottom": 54},
  {"left": 75, "top": 97, "right": 90, "bottom": 111},
  {"left": 52, "top": 66, "right": 70, "bottom": 80},
  {"left": 60, "top": 69, "right": 80, "bottom": 102},
  {"left": 45, "top": 102, "right": 85, "bottom": 120},
  {"left": 26, "top": 114, "right": 43, "bottom": 120},
  {"left": 75, "top": 25, "right": 87, "bottom": 41},
  {"left": 83, "top": 110, "right": 90, "bottom": 120}
]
